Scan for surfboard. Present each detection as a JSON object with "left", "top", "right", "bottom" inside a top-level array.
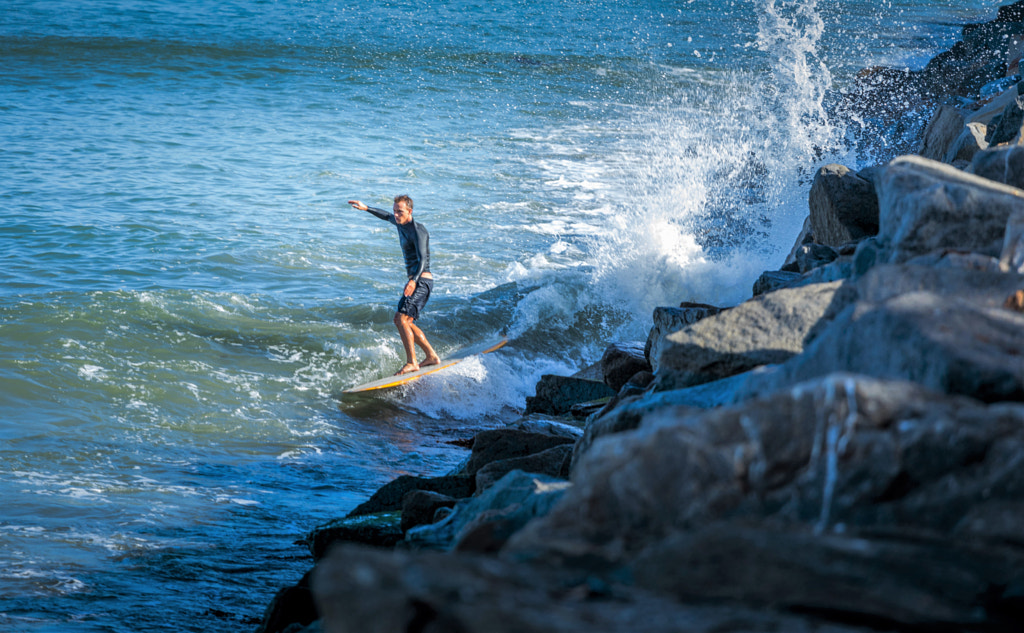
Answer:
[{"left": 343, "top": 337, "right": 508, "bottom": 394}]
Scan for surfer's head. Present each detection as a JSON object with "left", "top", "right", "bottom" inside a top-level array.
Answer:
[{"left": 392, "top": 195, "right": 413, "bottom": 224}]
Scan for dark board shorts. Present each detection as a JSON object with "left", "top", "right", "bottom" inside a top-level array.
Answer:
[{"left": 396, "top": 277, "right": 433, "bottom": 321}]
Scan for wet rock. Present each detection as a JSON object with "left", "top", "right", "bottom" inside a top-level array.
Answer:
[
  {"left": 259, "top": 570, "right": 317, "bottom": 633},
  {"left": 307, "top": 513, "right": 403, "bottom": 560},
  {"left": 461, "top": 428, "right": 577, "bottom": 477},
  {"left": 600, "top": 342, "right": 650, "bottom": 392},
  {"left": 875, "top": 155, "right": 1024, "bottom": 263},
  {"left": 751, "top": 270, "right": 802, "bottom": 296},
  {"left": 1004, "top": 211, "right": 1024, "bottom": 273},
  {"left": 943, "top": 121, "right": 988, "bottom": 165},
  {"left": 525, "top": 375, "right": 615, "bottom": 416},
  {"left": 474, "top": 444, "right": 573, "bottom": 492},
  {"left": 655, "top": 280, "right": 855, "bottom": 391},
  {"left": 400, "top": 491, "right": 458, "bottom": 534},
  {"left": 312, "top": 543, "right": 866, "bottom": 633},
  {"left": 503, "top": 416, "right": 584, "bottom": 440},
  {"left": 781, "top": 215, "right": 814, "bottom": 270},
  {"left": 794, "top": 243, "right": 839, "bottom": 273},
  {"left": 917, "top": 105, "right": 968, "bottom": 161},
  {"left": 405, "top": 470, "right": 570, "bottom": 551},
  {"left": 970, "top": 144, "right": 1024, "bottom": 189},
  {"left": 347, "top": 475, "right": 474, "bottom": 517},
  {"left": 808, "top": 164, "right": 880, "bottom": 248},
  {"left": 987, "top": 83, "right": 1024, "bottom": 145},
  {"left": 644, "top": 303, "right": 723, "bottom": 371}
]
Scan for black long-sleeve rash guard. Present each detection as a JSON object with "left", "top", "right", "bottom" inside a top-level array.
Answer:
[{"left": 365, "top": 206, "right": 431, "bottom": 281}]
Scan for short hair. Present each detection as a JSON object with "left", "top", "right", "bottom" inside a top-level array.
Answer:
[{"left": 393, "top": 194, "right": 413, "bottom": 211}]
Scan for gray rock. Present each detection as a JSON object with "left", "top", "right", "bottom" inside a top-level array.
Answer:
[
  {"left": 751, "top": 270, "right": 802, "bottom": 296},
  {"left": 474, "top": 444, "right": 573, "bottom": 492},
  {"left": 794, "top": 243, "right": 839, "bottom": 273},
  {"left": 600, "top": 342, "right": 650, "bottom": 392},
  {"left": 917, "top": 104, "right": 968, "bottom": 161},
  {"left": 347, "top": 475, "right": 474, "bottom": 518},
  {"left": 644, "top": 303, "right": 723, "bottom": 371},
  {"left": 743, "top": 264, "right": 1024, "bottom": 403},
  {"left": 807, "top": 164, "right": 880, "bottom": 247},
  {"left": 461, "top": 428, "right": 577, "bottom": 477},
  {"left": 525, "top": 375, "right": 615, "bottom": 416},
  {"left": 985, "top": 85, "right": 1024, "bottom": 146},
  {"left": 307, "top": 512, "right": 403, "bottom": 560},
  {"left": 968, "top": 144, "right": 1024, "bottom": 189},
  {"left": 656, "top": 281, "right": 855, "bottom": 391},
  {"left": 313, "top": 544, "right": 866, "bottom": 633},
  {"left": 503, "top": 417, "right": 584, "bottom": 440},
  {"left": 943, "top": 121, "right": 988, "bottom": 165},
  {"left": 781, "top": 215, "right": 814, "bottom": 270},
  {"left": 1002, "top": 209, "right": 1024, "bottom": 273},
  {"left": 876, "top": 155, "right": 1024, "bottom": 263},
  {"left": 405, "top": 470, "right": 570, "bottom": 551},
  {"left": 400, "top": 491, "right": 457, "bottom": 534}
]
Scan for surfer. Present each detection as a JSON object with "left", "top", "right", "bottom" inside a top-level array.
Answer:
[{"left": 347, "top": 195, "right": 441, "bottom": 375}]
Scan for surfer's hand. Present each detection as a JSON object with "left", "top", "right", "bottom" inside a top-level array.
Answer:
[
  {"left": 347, "top": 200, "right": 367, "bottom": 211},
  {"left": 404, "top": 280, "right": 416, "bottom": 297}
]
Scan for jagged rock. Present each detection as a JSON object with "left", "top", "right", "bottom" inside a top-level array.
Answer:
[
  {"left": 313, "top": 543, "right": 866, "bottom": 633},
  {"left": 462, "top": 428, "right": 577, "bottom": 477},
  {"left": 782, "top": 216, "right": 814, "bottom": 270},
  {"left": 507, "top": 374, "right": 1024, "bottom": 567},
  {"left": 743, "top": 264, "right": 1024, "bottom": 402},
  {"left": 631, "top": 525, "right": 1024, "bottom": 631},
  {"left": 986, "top": 83, "right": 1024, "bottom": 145},
  {"left": 875, "top": 155, "right": 1024, "bottom": 263},
  {"left": 347, "top": 475, "right": 474, "bottom": 517},
  {"left": 307, "top": 513, "right": 403, "bottom": 560},
  {"left": 600, "top": 342, "right": 650, "bottom": 392},
  {"left": 1003, "top": 209, "right": 1024, "bottom": 272},
  {"left": 751, "top": 270, "right": 802, "bottom": 296},
  {"left": 970, "top": 144, "right": 1024, "bottom": 189},
  {"left": 644, "top": 303, "right": 723, "bottom": 371},
  {"left": 808, "top": 164, "right": 880, "bottom": 247},
  {"left": 655, "top": 281, "right": 855, "bottom": 391},
  {"left": 502, "top": 417, "right": 583, "bottom": 440},
  {"left": 794, "top": 243, "right": 839, "bottom": 273},
  {"left": 943, "top": 121, "right": 988, "bottom": 165},
  {"left": 525, "top": 375, "right": 615, "bottom": 416},
  {"left": 917, "top": 105, "right": 968, "bottom": 161},
  {"left": 400, "top": 491, "right": 458, "bottom": 534},
  {"left": 474, "top": 444, "right": 572, "bottom": 492},
  {"left": 259, "top": 570, "right": 317, "bottom": 633},
  {"left": 405, "top": 470, "right": 570, "bottom": 551}
]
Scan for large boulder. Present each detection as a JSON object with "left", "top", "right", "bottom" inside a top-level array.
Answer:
[
  {"left": 742, "top": 264, "right": 1024, "bottom": 403},
  {"left": 525, "top": 375, "right": 615, "bottom": 416},
  {"left": 751, "top": 270, "right": 802, "bottom": 296},
  {"left": 875, "top": 155, "right": 1024, "bottom": 263},
  {"left": 655, "top": 280, "right": 855, "bottom": 391},
  {"left": 600, "top": 342, "right": 650, "bottom": 392},
  {"left": 461, "top": 428, "right": 577, "bottom": 477},
  {"left": 985, "top": 81, "right": 1024, "bottom": 146},
  {"left": 644, "top": 303, "right": 723, "bottom": 371},
  {"left": 347, "top": 475, "right": 474, "bottom": 517},
  {"left": 916, "top": 105, "right": 968, "bottom": 161},
  {"left": 474, "top": 444, "right": 573, "bottom": 492},
  {"left": 969, "top": 144, "right": 1024, "bottom": 189},
  {"left": 808, "top": 164, "right": 880, "bottom": 247},
  {"left": 307, "top": 512, "right": 404, "bottom": 560}
]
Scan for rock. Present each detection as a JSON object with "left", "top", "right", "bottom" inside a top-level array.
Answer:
[
  {"left": 400, "top": 491, "right": 458, "bottom": 534},
  {"left": 259, "top": 570, "right": 317, "bottom": 633},
  {"left": 942, "top": 121, "right": 988, "bottom": 165},
  {"left": 507, "top": 373, "right": 1024, "bottom": 567},
  {"left": 742, "top": 264, "right": 1024, "bottom": 402},
  {"left": 462, "top": 428, "right": 577, "bottom": 477},
  {"left": 600, "top": 342, "right": 650, "bottom": 392},
  {"left": 644, "top": 303, "right": 723, "bottom": 371},
  {"left": 502, "top": 417, "right": 584, "bottom": 440},
  {"left": 569, "top": 361, "right": 603, "bottom": 382},
  {"left": 917, "top": 105, "right": 967, "bottom": 161},
  {"left": 312, "top": 544, "right": 866, "bottom": 633},
  {"left": 781, "top": 215, "right": 814, "bottom": 270},
  {"left": 751, "top": 270, "right": 802, "bottom": 296},
  {"left": 808, "top": 164, "right": 880, "bottom": 247},
  {"left": 970, "top": 144, "right": 1024, "bottom": 189},
  {"left": 405, "top": 471, "right": 570, "bottom": 551},
  {"left": 655, "top": 280, "right": 855, "bottom": 391},
  {"left": 1003, "top": 210, "right": 1024, "bottom": 273},
  {"left": 794, "top": 242, "right": 839, "bottom": 273},
  {"left": 474, "top": 444, "right": 573, "bottom": 492},
  {"left": 347, "top": 475, "right": 474, "bottom": 517},
  {"left": 307, "top": 513, "right": 403, "bottom": 560},
  {"left": 631, "top": 525, "right": 1024, "bottom": 631},
  {"left": 875, "top": 155, "right": 1024, "bottom": 263},
  {"left": 985, "top": 81, "right": 1024, "bottom": 145},
  {"left": 525, "top": 375, "right": 615, "bottom": 416}
]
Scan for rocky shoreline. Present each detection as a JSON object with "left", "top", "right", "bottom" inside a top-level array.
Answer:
[{"left": 259, "top": 4, "right": 1024, "bottom": 632}]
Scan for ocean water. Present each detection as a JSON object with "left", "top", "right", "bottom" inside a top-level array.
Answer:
[{"left": 0, "top": 1, "right": 1008, "bottom": 631}]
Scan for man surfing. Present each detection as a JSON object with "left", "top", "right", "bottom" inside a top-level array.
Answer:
[{"left": 347, "top": 195, "right": 441, "bottom": 375}]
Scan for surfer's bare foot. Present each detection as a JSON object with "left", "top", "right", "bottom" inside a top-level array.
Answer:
[
  {"left": 420, "top": 354, "right": 441, "bottom": 368},
  {"left": 394, "top": 363, "right": 419, "bottom": 376}
]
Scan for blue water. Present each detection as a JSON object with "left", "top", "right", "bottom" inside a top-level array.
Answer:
[{"left": 0, "top": 1, "right": 1008, "bottom": 631}]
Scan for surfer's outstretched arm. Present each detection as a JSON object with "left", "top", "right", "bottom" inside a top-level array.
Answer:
[{"left": 347, "top": 199, "right": 394, "bottom": 223}]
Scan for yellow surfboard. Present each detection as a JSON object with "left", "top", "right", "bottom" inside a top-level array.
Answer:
[{"left": 343, "top": 337, "right": 508, "bottom": 394}]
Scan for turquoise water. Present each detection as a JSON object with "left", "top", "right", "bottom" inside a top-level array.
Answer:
[{"left": 0, "top": 1, "right": 1008, "bottom": 631}]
